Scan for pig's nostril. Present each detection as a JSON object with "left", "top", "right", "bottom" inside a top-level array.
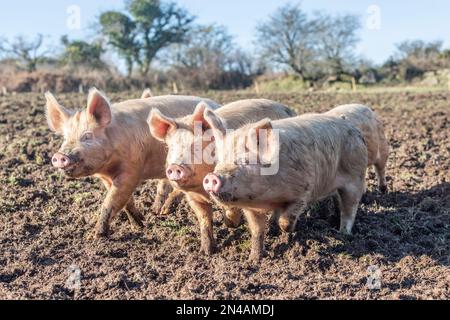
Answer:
[
  {"left": 204, "top": 179, "right": 209, "bottom": 185},
  {"left": 212, "top": 180, "right": 217, "bottom": 185},
  {"left": 167, "top": 169, "right": 173, "bottom": 175},
  {"left": 177, "top": 170, "right": 182, "bottom": 175}
]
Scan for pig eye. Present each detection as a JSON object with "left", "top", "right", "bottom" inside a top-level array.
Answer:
[{"left": 81, "top": 132, "right": 94, "bottom": 142}]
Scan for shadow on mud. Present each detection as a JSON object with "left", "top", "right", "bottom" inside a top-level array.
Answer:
[{"left": 263, "top": 182, "right": 450, "bottom": 267}]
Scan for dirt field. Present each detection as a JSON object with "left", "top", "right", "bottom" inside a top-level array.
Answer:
[{"left": 0, "top": 90, "right": 448, "bottom": 300}]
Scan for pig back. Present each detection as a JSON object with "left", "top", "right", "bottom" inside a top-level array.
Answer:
[
  {"left": 326, "top": 104, "right": 383, "bottom": 166},
  {"left": 217, "top": 99, "right": 296, "bottom": 129},
  {"left": 272, "top": 114, "right": 368, "bottom": 201}
]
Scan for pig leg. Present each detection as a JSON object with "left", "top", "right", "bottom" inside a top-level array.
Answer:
[
  {"left": 268, "top": 209, "right": 281, "bottom": 235},
  {"left": 337, "top": 182, "right": 364, "bottom": 235},
  {"left": 152, "top": 179, "right": 173, "bottom": 213},
  {"left": 332, "top": 193, "right": 342, "bottom": 217},
  {"left": 188, "top": 197, "right": 215, "bottom": 255},
  {"left": 95, "top": 174, "right": 140, "bottom": 238},
  {"left": 278, "top": 201, "right": 307, "bottom": 233},
  {"left": 376, "top": 130, "right": 390, "bottom": 193},
  {"left": 243, "top": 210, "right": 267, "bottom": 262},
  {"left": 223, "top": 208, "right": 243, "bottom": 228},
  {"left": 375, "top": 152, "right": 389, "bottom": 194},
  {"left": 124, "top": 198, "right": 145, "bottom": 230},
  {"left": 100, "top": 177, "right": 144, "bottom": 230},
  {"left": 160, "top": 189, "right": 184, "bottom": 216}
]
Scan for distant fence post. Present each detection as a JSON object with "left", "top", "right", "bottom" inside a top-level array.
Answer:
[
  {"left": 254, "top": 81, "right": 260, "bottom": 94},
  {"left": 448, "top": 74, "right": 450, "bottom": 91},
  {"left": 351, "top": 77, "right": 357, "bottom": 92},
  {"left": 79, "top": 84, "right": 84, "bottom": 94},
  {"left": 172, "top": 82, "right": 179, "bottom": 94},
  {"left": 1, "top": 87, "right": 7, "bottom": 96}
]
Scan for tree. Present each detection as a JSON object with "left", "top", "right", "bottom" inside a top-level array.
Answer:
[
  {"left": 166, "top": 24, "right": 257, "bottom": 90},
  {"left": 170, "top": 25, "right": 233, "bottom": 68},
  {"left": 386, "top": 40, "right": 449, "bottom": 81},
  {"left": 99, "top": 0, "right": 194, "bottom": 76},
  {"left": 255, "top": 4, "right": 362, "bottom": 82},
  {"left": 99, "top": 11, "right": 138, "bottom": 77},
  {"left": 255, "top": 4, "right": 317, "bottom": 81},
  {"left": 60, "top": 36, "right": 106, "bottom": 70},
  {"left": 396, "top": 40, "right": 443, "bottom": 61},
  {"left": 396, "top": 40, "right": 448, "bottom": 70},
  {"left": 0, "top": 34, "right": 48, "bottom": 72},
  {"left": 166, "top": 24, "right": 233, "bottom": 88},
  {"left": 315, "top": 14, "right": 361, "bottom": 78}
]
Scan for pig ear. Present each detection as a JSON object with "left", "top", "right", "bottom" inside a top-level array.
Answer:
[
  {"left": 203, "top": 108, "right": 226, "bottom": 137},
  {"left": 192, "top": 101, "right": 213, "bottom": 129},
  {"left": 252, "top": 118, "right": 272, "bottom": 136},
  {"left": 148, "top": 108, "right": 177, "bottom": 142},
  {"left": 247, "top": 118, "right": 273, "bottom": 153},
  {"left": 141, "top": 88, "right": 153, "bottom": 99},
  {"left": 45, "top": 92, "right": 72, "bottom": 134},
  {"left": 86, "top": 88, "right": 112, "bottom": 127}
]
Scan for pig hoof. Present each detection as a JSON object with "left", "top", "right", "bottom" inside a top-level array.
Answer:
[
  {"left": 127, "top": 213, "right": 145, "bottom": 230},
  {"left": 379, "top": 185, "right": 388, "bottom": 194},
  {"left": 224, "top": 216, "right": 241, "bottom": 229},
  {"left": 279, "top": 222, "right": 296, "bottom": 234},
  {"left": 159, "top": 203, "right": 172, "bottom": 216},
  {"left": 201, "top": 244, "right": 216, "bottom": 256},
  {"left": 94, "top": 229, "right": 112, "bottom": 239},
  {"left": 130, "top": 219, "right": 144, "bottom": 230},
  {"left": 151, "top": 205, "right": 161, "bottom": 214},
  {"left": 202, "top": 247, "right": 215, "bottom": 256},
  {"left": 338, "top": 228, "right": 353, "bottom": 237},
  {"left": 249, "top": 252, "right": 264, "bottom": 263}
]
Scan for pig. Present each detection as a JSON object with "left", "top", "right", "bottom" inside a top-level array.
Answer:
[
  {"left": 46, "top": 88, "right": 220, "bottom": 238},
  {"left": 148, "top": 99, "right": 296, "bottom": 254},
  {"left": 326, "top": 104, "right": 390, "bottom": 193},
  {"left": 203, "top": 113, "right": 368, "bottom": 261}
]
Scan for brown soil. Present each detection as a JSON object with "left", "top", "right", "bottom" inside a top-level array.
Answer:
[{"left": 0, "top": 91, "right": 449, "bottom": 300}]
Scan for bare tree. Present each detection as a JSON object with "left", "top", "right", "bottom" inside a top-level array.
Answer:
[
  {"left": 385, "top": 39, "right": 448, "bottom": 81},
  {"left": 255, "top": 3, "right": 317, "bottom": 81},
  {"left": 0, "top": 34, "right": 48, "bottom": 72},
  {"left": 166, "top": 24, "right": 234, "bottom": 88},
  {"left": 164, "top": 24, "right": 257, "bottom": 90},
  {"left": 396, "top": 40, "right": 443, "bottom": 61},
  {"left": 315, "top": 14, "right": 361, "bottom": 78},
  {"left": 255, "top": 4, "right": 362, "bottom": 82}
]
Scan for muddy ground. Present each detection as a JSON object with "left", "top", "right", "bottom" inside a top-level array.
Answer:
[{"left": 0, "top": 90, "right": 449, "bottom": 300}]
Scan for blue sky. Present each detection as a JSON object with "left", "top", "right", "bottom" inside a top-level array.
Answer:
[{"left": 0, "top": 0, "right": 449, "bottom": 65}]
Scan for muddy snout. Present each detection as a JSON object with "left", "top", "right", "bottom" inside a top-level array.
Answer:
[
  {"left": 52, "top": 152, "right": 72, "bottom": 169},
  {"left": 203, "top": 173, "right": 223, "bottom": 194},
  {"left": 166, "top": 164, "right": 192, "bottom": 182},
  {"left": 51, "top": 152, "right": 81, "bottom": 173}
]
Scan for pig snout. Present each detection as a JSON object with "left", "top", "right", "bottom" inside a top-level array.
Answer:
[
  {"left": 203, "top": 174, "right": 222, "bottom": 194},
  {"left": 52, "top": 152, "right": 71, "bottom": 169},
  {"left": 166, "top": 164, "right": 191, "bottom": 182}
]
